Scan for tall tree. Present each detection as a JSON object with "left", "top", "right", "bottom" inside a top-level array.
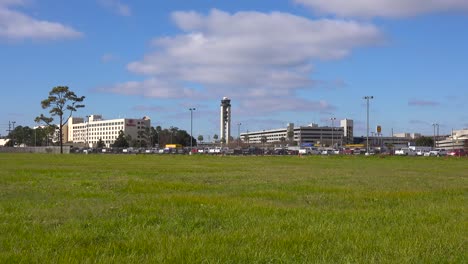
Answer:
[
  {"left": 113, "top": 130, "right": 129, "bottom": 148},
  {"left": 197, "top": 135, "right": 204, "bottom": 143},
  {"left": 35, "top": 86, "right": 85, "bottom": 153},
  {"left": 415, "top": 136, "right": 434, "bottom": 147},
  {"left": 96, "top": 138, "right": 105, "bottom": 148},
  {"left": 261, "top": 135, "right": 267, "bottom": 151},
  {"left": 7, "top": 125, "right": 35, "bottom": 146},
  {"left": 287, "top": 130, "right": 294, "bottom": 143},
  {"left": 279, "top": 136, "right": 286, "bottom": 145},
  {"left": 149, "top": 127, "right": 158, "bottom": 147},
  {"left": 137, "top": 128, "right": 150, "bottom": 147}
]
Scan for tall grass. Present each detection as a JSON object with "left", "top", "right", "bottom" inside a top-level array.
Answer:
[{"left": 0, "top": 154, "right": 466, "bottom": 263}]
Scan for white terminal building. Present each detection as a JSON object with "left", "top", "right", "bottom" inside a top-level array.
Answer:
[
  {"left": 240, "top": 119, "right": 354, "bottom": 147},
  {"left": 67, "top": 114, "right": 151, "bottom": 147}
]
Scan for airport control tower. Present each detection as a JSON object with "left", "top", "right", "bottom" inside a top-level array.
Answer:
[{"left": 220, "top": 97, "right": 231, "bottom": 144}]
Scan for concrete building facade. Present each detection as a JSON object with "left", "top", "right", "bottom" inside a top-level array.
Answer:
[
  {"left": 240, "top": 120, "right": 353, "bottom": 147},
  {"left": 436, "top": 129, "right": 468, "bottom": 150},
  {"left": 341, "top": 119, "right": 353, "bottom": 144},
  {"left": 67, "top": 115, "right": 151, "bottom": 147}
]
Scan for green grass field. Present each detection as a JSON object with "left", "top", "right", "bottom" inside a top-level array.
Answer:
[{"left": 0, "top": 154, "right": 466, "bottom": 263}]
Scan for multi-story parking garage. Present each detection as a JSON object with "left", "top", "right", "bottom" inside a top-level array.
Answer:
[
  {"left": 240, "top": 120, "right": 353, "bottom": 147},
  {"left": 436, "top": 129, "right": 468, "bottom": 150}
]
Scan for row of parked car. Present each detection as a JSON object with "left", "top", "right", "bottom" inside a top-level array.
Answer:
[
  {"left": 71, "top": 146, "right": 466, "bottom": 157},
  {"left": 394, "top": 148, "right": 466, "bottom": 156}
]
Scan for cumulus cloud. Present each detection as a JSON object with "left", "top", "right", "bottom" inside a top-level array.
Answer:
[
  {"left": 240, "top": 97, "right": 335, "bottom": 114},
  {"left": 408, "top": 99, "right": 440, "bottom": 107},
  {"left": 104, "top": 9, "right": 381, "bottom": 114},
  {"left": 98, "top": 0, "right": 131, "bottom": 16},
  {"left": 294, "top": 0, "right": 468, "bottom": 18},
  {"left": 0, "top": 0, "right": 26, "bottom": 6},
  {"left": 0, "top": 1, "right": 82, "bottom": 40},
  {"left": 98, "top": 78, "right": 200, "bottom": 99}
]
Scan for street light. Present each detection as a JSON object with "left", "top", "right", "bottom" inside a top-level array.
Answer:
[
  {"left": 12, "top": 121, "right": 16, "bottom": 146},
  {"left": 34, "top": 121, "right": 37, "bottom": 147},
  {"left": 237, "top": 122, "right": 242, "bottom": 147},
  {"left": 189, "top": 108, "right": 196, "bottom": 151},
  {"left": 363, "top": 96, "right": 374, "bottom": 154},
  {"left": 432, "top": 123, "right": 439, "bottom": 148},
  {"left": 330, "top": 117, "right": 336, "bottom": 148}
]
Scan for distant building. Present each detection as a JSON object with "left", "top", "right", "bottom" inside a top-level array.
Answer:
[
  {"left": 393, "top": 133, "right": 421, "bottom": 139},
  {"left": 354, "top": 135, "right": 414, "bottom": 148},
  {"left": 0, "top": 138, "right": 10, "bottom": 146},
  {"left": 341, "top": 119, "right": 353, "bottom": 144},
  {"left": 240, "top": 119, "right": 353, "bottom": 147},
  {"left": 67, "top": 115, "right": 151, "bottom": 147},
  {"left": 436, "top": 129, "right": 468, "bottom": 150}
]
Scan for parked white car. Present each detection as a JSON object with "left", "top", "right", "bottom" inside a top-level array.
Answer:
[
  {"left": 321, "top": 149, "right": 334, "bottom": 155},
  {"left": 427, "top": 149, "right": 447, "bottom": 156},
  {"left": 395, "top": 148, "right": 416, "bottom": 156},
  {"left": 299, "top": 147, "right": 321, "bottom": 155},
  {"left": 416, "top": 150, "right": 427, "bottom": 156}
]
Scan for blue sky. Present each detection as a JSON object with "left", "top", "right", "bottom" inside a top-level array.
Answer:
[{"left": 1, "top": 0, "right": 467, "bottom": 139}]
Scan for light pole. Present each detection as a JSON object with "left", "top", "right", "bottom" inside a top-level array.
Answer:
[
  {"left": 237, "top": 122, "right": 242, "bottom": 147},
  {"left": 34, "top": 122, "right": 37, "bottom": 147},
  {"left": 363, "top": 96, "right": 374, "bottom": 154},
  {"left": 432, "top": 123, "right": 439, "bottom": 148},
  {"left": 320, "top": 127, "right": 323, "bottom": 147},
  {"left": 189, "top": 108, "right": 196, "bottom": 151},
  {"left": 12, "top": 121, "right": 16, "bottom": 146},
  {"left": 330, "top": 117, "right": 336, "bottom": 148}
]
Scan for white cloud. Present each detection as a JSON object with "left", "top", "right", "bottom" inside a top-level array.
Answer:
[
  {"left": 240, "top": 98, "right": 335, "bottom": 114},
  {"left": 0, "top": 0, "right": 26, "bottom": 6},
  {"left": 105, "top": 9, "right": 381, "bottom": 114},
  {"left": 0, "top": 2, "right": 82, "bottom": 40},
  {"left": 294, "top": 0, "right": 468, "bottom": 18},
  {"left": 99, "top": 78, "right": 199, "bottom": 99},
  {"left": 408, "top": 99, "right": 440, "bottom": 107},
  {"left": 98, "top": 0, "right": 131, "bottom": 16}
]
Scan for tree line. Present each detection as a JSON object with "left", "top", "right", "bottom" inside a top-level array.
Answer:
[
  {"left": 3, "top": 125, "right": 56, "bottom": 147},
  {"left": 0, "top": 86, "right": 201, "bottom": 151},
  {"left": 112, "top": 126, "right": 195, "bottom": 148}
]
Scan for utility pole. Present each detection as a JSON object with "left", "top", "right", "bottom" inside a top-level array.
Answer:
[
  {"left": 330, "top": 117, "right": 336, "bottom": 148},
  {"left": 432, "top": 123, "right": 439, "bottom": 148},
  {"left": 11, "top": 121, "right": 16, "bottom": 146},
  {"left": 237, "top": 122, "right": 242, "bottom": 147},
  {"left": 7, "top": 121, "right": 12, "bottom": 135},
  {"left": 189, "top": 108, "right": 196, "bottom": 151},
  {"left": 363, "top": 96, "right": 374, "bottom": 154}
]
